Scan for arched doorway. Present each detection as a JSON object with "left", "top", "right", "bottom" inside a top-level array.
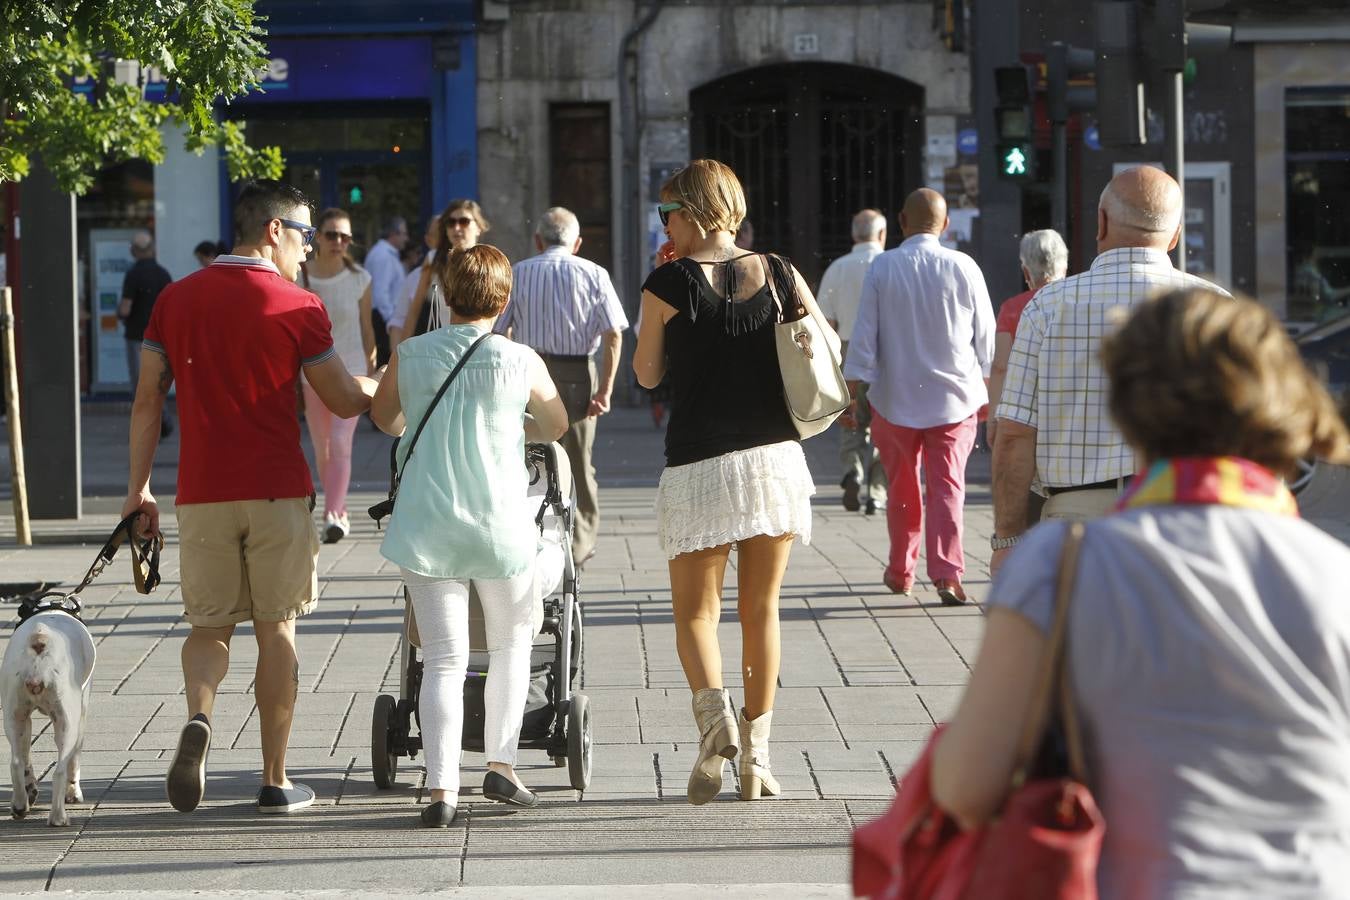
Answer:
[{"left": 690, "top": 63, "right": 924, "bottom": 284}]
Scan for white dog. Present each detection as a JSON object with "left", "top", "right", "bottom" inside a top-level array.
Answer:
[{"left": 3, "top": 610, "right": 96, "bottom": 826}]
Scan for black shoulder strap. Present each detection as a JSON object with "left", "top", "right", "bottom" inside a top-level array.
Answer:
[{"left": 396, "top": 332, "right": 494, "bottom": 483}]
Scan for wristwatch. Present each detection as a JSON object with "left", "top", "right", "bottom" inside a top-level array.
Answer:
[{"left": 990, "top": 533, "right": 1022, "bottom": 551}]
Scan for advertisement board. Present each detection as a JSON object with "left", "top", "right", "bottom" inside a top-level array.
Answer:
[{"left": 89, "top": 228, "right": 139, "bottom": 392}]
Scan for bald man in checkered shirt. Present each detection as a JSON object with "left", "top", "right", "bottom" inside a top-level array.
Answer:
[{"left": 990, "top": 167, "right": 1229, "bottom": 576}]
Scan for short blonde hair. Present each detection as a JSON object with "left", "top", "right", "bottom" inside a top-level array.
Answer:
[
  {"left": 660, "top": 159, "right": 746, "bottom": 236},
  {"left": 1101, "top": 289, "right": 1350, "bottom": 476},
  {"left": 438, "top": 244, "right": 513, "bottom": 319}
]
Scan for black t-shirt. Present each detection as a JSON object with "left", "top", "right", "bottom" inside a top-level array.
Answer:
[
  {"left": 642, "top": 253, "right": 798, "bottom": 467},
  {"left": 121, "top": 258, "right": 173, "bottom": 341}
]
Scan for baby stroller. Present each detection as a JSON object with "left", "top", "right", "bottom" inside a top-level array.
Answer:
[{"left": 371, "top": 441, "right": 594, "bottom": 792}]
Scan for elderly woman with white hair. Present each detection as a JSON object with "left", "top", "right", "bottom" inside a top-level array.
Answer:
[{"left": 985, "top": 228, "right": 1068, "bottom": 451}]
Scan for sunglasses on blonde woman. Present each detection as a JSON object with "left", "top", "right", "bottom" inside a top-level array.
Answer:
[
  {"left": 446, "top": 216, "right": 474, "bottom": 228},
  {"left": 657, "top": 202, "right": 683, "bottom": 226},
  {"left": 323, "top": 230, "right": 353, "bottom": 243}
]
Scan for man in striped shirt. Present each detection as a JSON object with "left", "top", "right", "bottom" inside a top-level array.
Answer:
[
  {"left": 496, "top": 207, "right": 628, "bottom": 565},
  {"left": 991, "top": 166, "right": 1229, "bottom": 576}
]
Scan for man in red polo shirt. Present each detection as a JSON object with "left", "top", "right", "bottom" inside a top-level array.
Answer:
[{"left": 122, "top": 181, "right": 379, "bottom": 815}]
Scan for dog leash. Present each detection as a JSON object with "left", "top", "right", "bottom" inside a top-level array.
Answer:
[{"left": 16, "top": 512, "right": 163, "bottom": 624}]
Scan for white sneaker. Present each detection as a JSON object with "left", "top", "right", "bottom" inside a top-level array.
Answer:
[{"left": 322, "top": 511, "right": 349, "bottom": 544}]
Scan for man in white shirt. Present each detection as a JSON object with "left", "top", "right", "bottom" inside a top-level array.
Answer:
[
  {"left": 363, "top": 216, "right": 408, "bottom": 366},
  {"left": 844, "top": 189, "right": 994, "bottom": 604},
  {"left": 818, "top": 208, "right": 887, "bottom": 514},
  {"left": 991, "top": 166, "right": 1229, "bottom": 576},
  {"left": 387, "top": 216, "right": 440, "bottom": 349},
  {"left": 496, "top": 207, "right": 629, "bottom": 566}
]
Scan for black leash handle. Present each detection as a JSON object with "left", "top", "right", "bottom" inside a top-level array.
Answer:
[{"left": 17, "top": 512, "right": 162, "bottom": 623}]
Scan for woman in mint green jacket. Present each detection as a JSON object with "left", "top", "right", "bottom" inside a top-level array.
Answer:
[{"left": 371, "top": 245, "right": 567, "bottom": 828}]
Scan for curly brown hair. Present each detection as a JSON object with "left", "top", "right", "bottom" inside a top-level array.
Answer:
[
  {"left": 437, "top": 244, "right": 512, "bottom": 319},
  {"left": 1100, "top": 288, "right": 1350, "bottom": 476}
]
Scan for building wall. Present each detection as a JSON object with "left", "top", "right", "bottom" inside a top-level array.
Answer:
[
  {"left": 478, "top": 0, "right": 971, "bottom": 296},
  {"left": 1253, "top": 42, "right": 1350, "bottom": 318},
  {"left": 477, "top": 5, "right": 624, "bottom": 266}
]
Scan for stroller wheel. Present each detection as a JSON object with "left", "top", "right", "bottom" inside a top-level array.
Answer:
[
  {"left": 567, "top": 693, "right": 593, "bottom": 792},
  {"left": 568, "top": 598, "right": 583, "bottom": 680},
  {"left": 372, "top": 694, "right": 400, "bottom": 789}
]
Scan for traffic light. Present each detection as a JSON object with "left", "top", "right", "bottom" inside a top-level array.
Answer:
[
  {"left": 999, "top": 144, "right": 1032, "bottom": 180},
  {"left": 1094, "top": 0, "right": 1146, "bottom": 146},
  {"left": 993, "top": 64, "right": 1035, "bottom": 181},
  {"left": 1046, "top": 42, "right": 1096, "bottom": 125}
]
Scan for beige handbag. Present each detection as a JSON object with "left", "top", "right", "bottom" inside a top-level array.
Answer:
[{"left": 761, "top": 255, "right": 851, "bottom": 440}]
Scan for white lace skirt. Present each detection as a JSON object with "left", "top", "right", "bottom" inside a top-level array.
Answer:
[{"left": 656, "top": 440, "right": 815, "bottom": 559}]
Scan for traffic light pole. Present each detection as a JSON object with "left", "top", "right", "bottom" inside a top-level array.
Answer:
[
  {"left": 1163, "top": 69, "right": 1186, "bottom": 271},
  {"left": 1052, "top": 119, "right": 1068, "bottom": 238}
]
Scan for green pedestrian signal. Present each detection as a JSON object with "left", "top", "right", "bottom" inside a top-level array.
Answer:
[
  {"left": 996, "top": 142, "right": 1035, "bottom": 181},
  {"left": 348, "top": 185, "right": 364, "bottom": 204}
]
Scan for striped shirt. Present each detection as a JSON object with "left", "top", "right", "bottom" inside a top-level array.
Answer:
[
  {"left": 997, "top": 247, "right": 1229, "bottom": 488},
  {"left": 495, "top": 246, "right": 628, "bottom": 355}
]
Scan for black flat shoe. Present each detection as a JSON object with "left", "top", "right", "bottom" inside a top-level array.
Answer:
[
  {"left": 419, "top": 800, "right": 458, "bottom": 827},
  {"left": 482, "top": 770, "right": 539, "bottom": 808}
]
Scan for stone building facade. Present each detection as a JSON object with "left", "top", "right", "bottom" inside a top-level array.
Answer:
[{"left": 476, "top": 0, "right": 974, "bottom": 326}]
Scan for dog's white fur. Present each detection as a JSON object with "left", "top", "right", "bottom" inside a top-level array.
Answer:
[{"left": 2, "top": 610, "right": 96, "bottom": 826}]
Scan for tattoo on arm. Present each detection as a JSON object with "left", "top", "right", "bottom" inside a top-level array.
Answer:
[{"left": 156, "top": 359, "right": 173, "bottom": 396}]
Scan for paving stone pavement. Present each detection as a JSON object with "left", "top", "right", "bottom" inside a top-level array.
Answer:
[{"left": 0, "top": 402, "right": 1342, "bottom": 895}]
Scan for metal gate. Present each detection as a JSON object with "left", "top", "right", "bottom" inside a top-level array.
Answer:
[{"left": 691, "top": 63, "right": 924, "bottom": 284}]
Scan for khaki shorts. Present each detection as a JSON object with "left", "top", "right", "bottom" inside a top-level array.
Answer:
[{"left": 177, "top": 497, "right": 320, "bottom": 628}]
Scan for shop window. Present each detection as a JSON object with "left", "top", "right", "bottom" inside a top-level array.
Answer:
[
  {"left": 233, "top": 104, "right": 431, "bottom": 257},
  {"left": 79, "top": 160, "right": 156, "bottom": 393},
  {"left": 549, "top": 104, "right": 613, "bottom": 272},
  {"left": 1287, "top": 88, "right": 1350, "bottom": 323}
]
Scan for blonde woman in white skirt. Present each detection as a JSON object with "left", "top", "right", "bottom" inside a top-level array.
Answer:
[{"left": 633, "top": 160, "right": 822, "bottom": 805}]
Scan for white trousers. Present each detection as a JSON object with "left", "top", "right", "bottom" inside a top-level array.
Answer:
[{"left": 402, "top": 568, "right": 537, "bottom": 795}]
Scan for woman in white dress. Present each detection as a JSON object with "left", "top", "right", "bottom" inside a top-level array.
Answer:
[{"left": 301, "top": 207, "right": 375, "bottom": 543}]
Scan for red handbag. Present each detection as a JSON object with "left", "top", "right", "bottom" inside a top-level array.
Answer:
[{"left": 852, "top": 523, "right": 1105, "bottom": 899}]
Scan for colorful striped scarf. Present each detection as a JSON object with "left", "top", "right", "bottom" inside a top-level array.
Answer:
[{"left": 1116, "top": 456, "right": 1299, "bottom": 517}]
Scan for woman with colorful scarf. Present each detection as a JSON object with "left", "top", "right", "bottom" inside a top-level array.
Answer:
[{"left": 930, "top": 289, "right": 1350, "bottom": 897}]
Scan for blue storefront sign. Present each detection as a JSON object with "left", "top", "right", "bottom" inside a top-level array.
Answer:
[{"left": 223, "top": 37, "right": 437, "bottom": 104}]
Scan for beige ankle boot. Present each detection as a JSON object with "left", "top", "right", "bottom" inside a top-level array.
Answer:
[
  {"left": 688, "top": 688, "right": 738, "bottom": 805},
  {"left": 738, "top": 708, "right": 781, "bottom": 800}
]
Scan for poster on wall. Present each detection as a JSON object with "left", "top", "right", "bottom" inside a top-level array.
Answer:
[{"left": 89, "top": 228, "right": 139, "bottom": 393}]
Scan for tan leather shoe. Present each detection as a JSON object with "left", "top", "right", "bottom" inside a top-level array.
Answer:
[{"left": 934, "top": 578, "right": 969, "bottom": 606}]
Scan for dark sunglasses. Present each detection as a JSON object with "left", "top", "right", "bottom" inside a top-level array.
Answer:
[
  {"left": 445, "top": 216, "right": 475, "bottom": 228},
  {"left": 323, "top": 229, "right": 353, "bottom": 243},
  {"left": 658, "top": 202, "right": 683, "bottom": 226},
  {"left": 276, "top": 218, "right": 316, "bottom": 247}
]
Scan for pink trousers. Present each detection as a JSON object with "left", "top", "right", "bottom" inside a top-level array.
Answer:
[
  {"left": 870, "top": 410, "right": 978, "bottom": 584},
  {"left": 302, "top": 382, "right": 361, "bottom": 517}
]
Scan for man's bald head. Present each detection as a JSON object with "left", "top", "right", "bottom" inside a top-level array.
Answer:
[
  {"left": 130, "top": 231, "right": 155, "bottom": 259},
  {"left": 1097, "top": 166, "right": 1182, "bottom": 253},
  {"left": 900, "top": 188, "right": 948, "bottom": 237}
]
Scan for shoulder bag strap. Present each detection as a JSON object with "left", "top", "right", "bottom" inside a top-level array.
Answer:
[
  {"left": 1008, "top": 520, "right": 1087, "bottom": 787},
  {"left": 394, "top": 332, "right": 493, "bottom": 485},
  {"left": 759, "top": 253, "right": 784, "bottom": 324}
]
